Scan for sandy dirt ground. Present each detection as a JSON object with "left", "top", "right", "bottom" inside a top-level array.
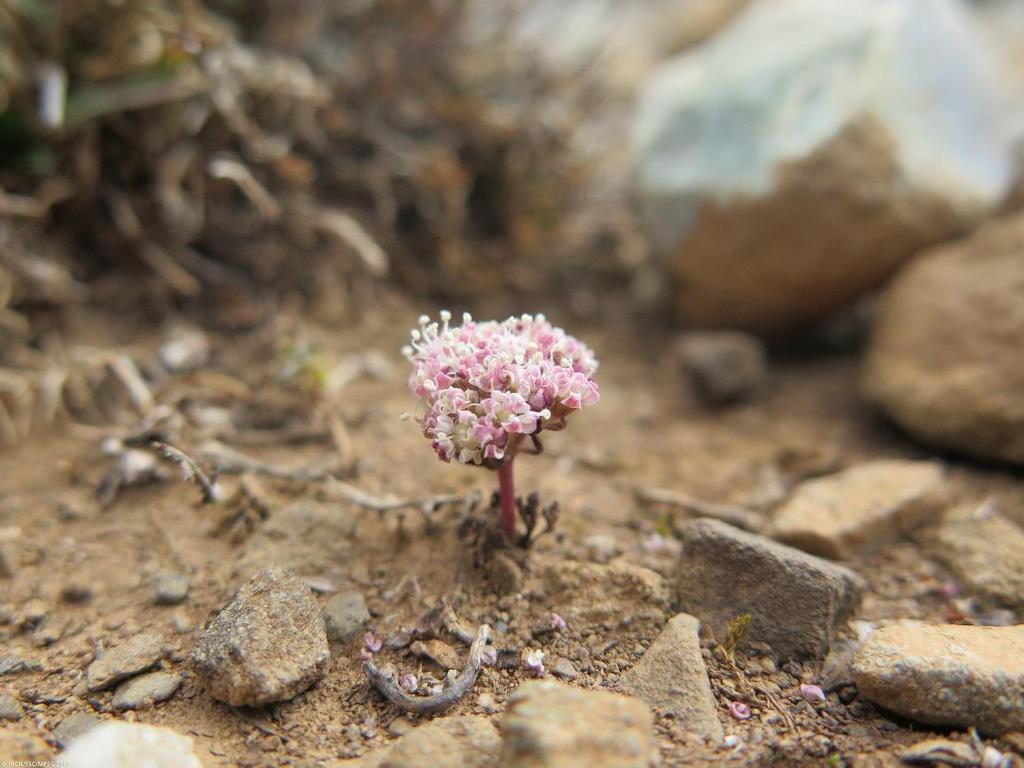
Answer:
[{"left": 1, "top": 302, "right": 1022, "bottom": 767}]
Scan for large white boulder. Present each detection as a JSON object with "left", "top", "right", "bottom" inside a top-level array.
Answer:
[
  {"left": 632, "top": 0, "right": 1015, "bottom": 333},
  {"left": 63, "top": 722, "right": 204, "bottom": 768}
]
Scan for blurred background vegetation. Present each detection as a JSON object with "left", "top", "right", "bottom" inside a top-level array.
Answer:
[{"left": 1, "top": 0, "right": 1022, "bottom": 461}]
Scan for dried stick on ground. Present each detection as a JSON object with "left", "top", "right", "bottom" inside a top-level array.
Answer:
[
  {"left": 326, "top": 476, "right": 463, "bottom": 515},
  {"left": 197, "top": 441, "right": 341, "bottom": 482},
  {"left": 635, "top": 486, "right": 764, "bottom": 532},
  {"left": 363, "top": 625, "right": 491, "bottom": 715},
  {"left": 151, "top": 441, "right": 222, "bottom": 503}
]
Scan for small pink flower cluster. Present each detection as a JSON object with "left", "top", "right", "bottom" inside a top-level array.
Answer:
[{"left": 404, "top": 312, "right": 600, "bottom": 466}]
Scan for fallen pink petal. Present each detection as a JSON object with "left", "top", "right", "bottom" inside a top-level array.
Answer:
[
  {"left": 800, "top": 684, "right": 826, "bottom": 703},
  {"left": 364, "top": 631, "right": 383, "bottom": 654},
  {"left": 729, "top": 701, "right": 752, "bottom": 721},
  {"left": 399, "top": 673, "right": 418, "bottom": 693}
]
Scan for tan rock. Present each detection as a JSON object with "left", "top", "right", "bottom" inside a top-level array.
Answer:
[
  {"left": 930, "top": 501, "right": 1024, "bottom": 612},
  {"left": 191, "top": 566, "right": 330, "bottom": 707},
  {"left": 382, "top": 716, "right": 500, "bottom": 768},
  {"left": 410, "top": 639, "right": 461, "bottom": 672},
  {"left": 863, "top": 213, "right": 1024, "bottom": 465},
  {"left": 770, "top": 460, "right": 947, "bottom": 559},
  {"left": 501, "top": 680, "right": 655, "bottom": 768},
  {"left": 621, "top": 614, "right": 722, "bottom": 741},
  {"left": 852, "top": 623, "right": 1024, "bottom": 735}
]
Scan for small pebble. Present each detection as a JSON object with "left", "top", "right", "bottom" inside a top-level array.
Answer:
[
  {"left": 60, "top": 583, "right": 93, "bottom": 604},
  {"left": 323, "top": 591, "right": 370, "bottom": 644},
  {"left": 388, "top": 717, "right": 415, "bottom": 737},
  {"left": 112, "top": 671, "right": 182, "bottom": 711},
  {"left": 410, "top": 639, "right": 460, "bottom": 671},
  {"left": 477, "top": 693, "right": 499, "bottom": 713},
  {"left": 0, "top": 693, "right": 24, "bottom": 721},
  {"left": 172, "top": 612, "right": 193, "bottom": 634},
  {"left": 0, "top": 655, "right": 39, "bottom": 676},
  {"left": 551, "top": 657, "right": 578, "bottom": 681},
  {"left": 53, "top": 712, "right": 101, "bottom": 748},
  {"left": 86, "top": 633, "right": 164, "bottom": 691},
  {"left": 151, "top": 570, "right": 190, "bottom": 606}
]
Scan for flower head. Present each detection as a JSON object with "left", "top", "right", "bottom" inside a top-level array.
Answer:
[{"left": 404, "top": 312, "right": 600, "bottom": 466}]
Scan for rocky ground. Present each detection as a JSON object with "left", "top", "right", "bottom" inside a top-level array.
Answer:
[{"left": 0, "top": 298, "right": 1022, "bottom": 768}]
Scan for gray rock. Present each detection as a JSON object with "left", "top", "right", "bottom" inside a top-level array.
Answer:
[
  {"left": 86, "top": 633, "right": 163, "bottom": 692},
  {"left": 620, "top": 613, "right": 722, "bottom": 741},
  {"left": 0, "top": 654, "right": 40, "bottom": 676},
  {"left": 770, "top": 460, "right": 947, "bottom": 559},
  {"left": 852, "top": 623, "right": 1024, "bottom": 735},
  {"left": 0, "top": 692, "right": 24, "bottom": 721},
  {"left": 676, "top": 331, "right": 766, "bottom": 405},
  {"left": 551, "top": 657, "right": 579, "bottom": 681},
  {"left": 500, "top": 680, "right": 655, "bottom": 768},
  {"left": 112, "top": 671, "right": 182, "bottom": 711},
  {"left": 53, "top": 712, "right": 101, "bottom": 748},
  {"left": 631, "top": 0, "right": 1012, "bottom": 334},
  {"left": 676, "top": 519, "right": 863, "bottom": 659},
  {"left": 190, "top": 565, "right": 330, "bottom": 707},
  {"left": 930, "top": 502, "right": 1024, "bottom": 613},
  {"left": 863, "top": 213, "right": 1024, "bottom": 465},
  {"left": 151, "top": 570, "right": 190, "bottom": 606},
  {"left": 323, "top": 590, "right": 370, "bottom": 644},
  {"left": 381, "top": 716, "right": 500, "bottom": 768}
]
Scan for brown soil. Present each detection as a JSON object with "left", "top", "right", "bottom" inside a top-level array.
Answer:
[{"left": 1, "top": 301, "right": 1022, "bottom": 767}]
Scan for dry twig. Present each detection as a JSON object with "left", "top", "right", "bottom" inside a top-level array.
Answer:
[
  {"left": 197, "top": 441, "right": 341, "bottom": 482},
  {"left": 325, "top": 476, "right": 463, "bottom": 516},
  {"left": 363, "top": 624, "right": 491, "bottom": 715},
  {"left": 151, "top": 441, "right": 222, "bottom": 503}
]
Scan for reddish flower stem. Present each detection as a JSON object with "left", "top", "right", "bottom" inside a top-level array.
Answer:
[{"left": 497, "top": 461, "right": 517, "bottom": 538}]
